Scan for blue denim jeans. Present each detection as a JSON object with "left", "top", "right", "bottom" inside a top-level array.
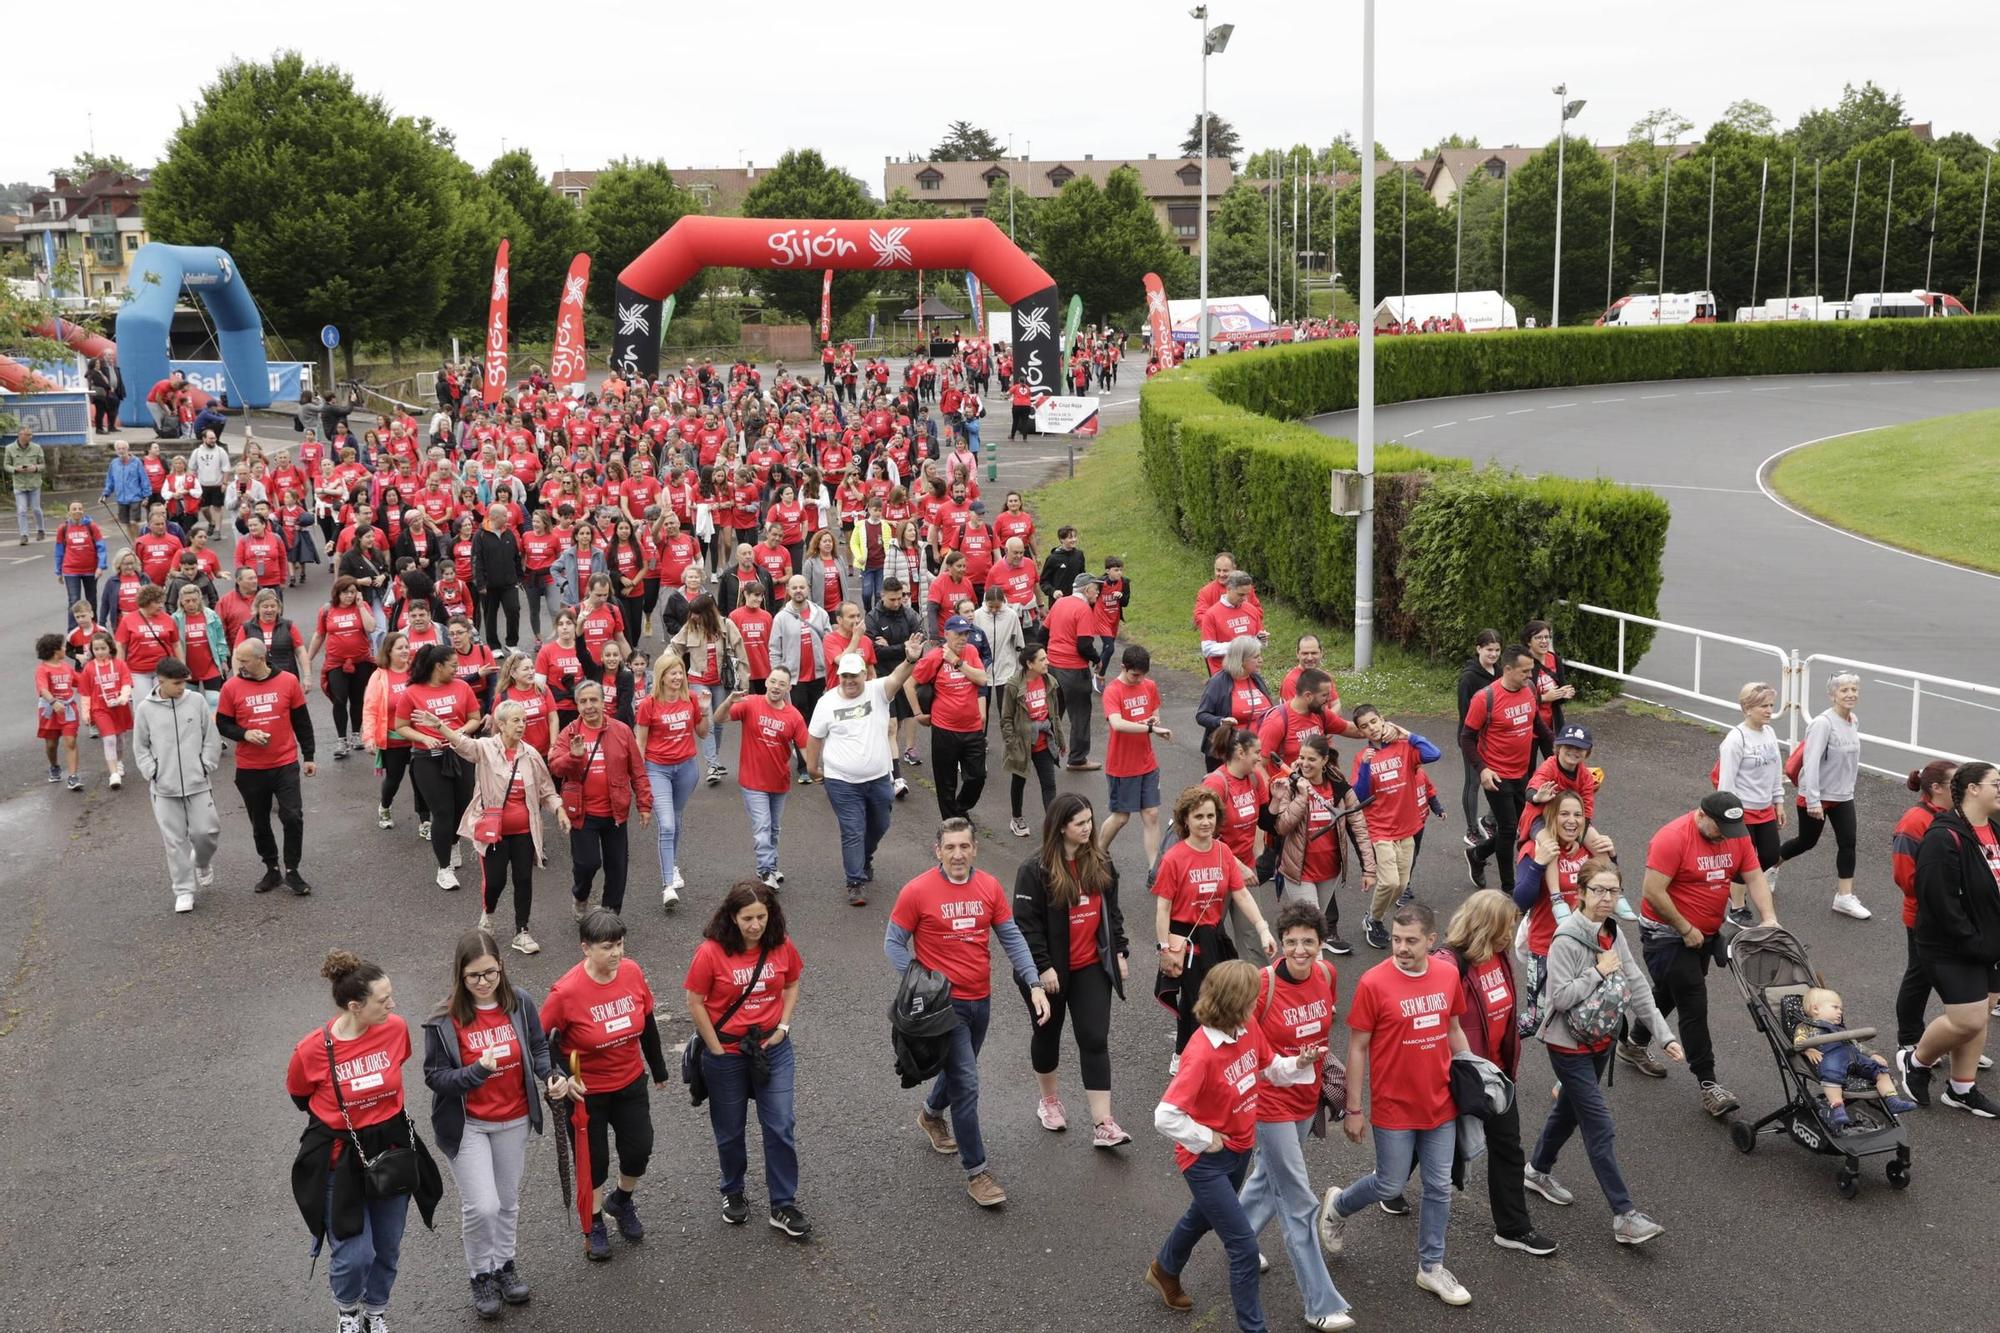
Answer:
[
  {"left": 63, "top": 573, "right": 97, "bottom": 626},
  {"left": 16, "top": 486, "right": 44, "bottom": 537},
  {"left": 1532, "top": 1045, "right": 1633, "bottom": 1214},
  {"left": 860, "top": 567, "right": 883, "bottom": 609},
  {"left": 821, "top": 774, "right": 892, "bottom": 886},
  {"left": 741, "top": 788, "right": 787, "bottom": 877},
  {"left": 1158, "top": 1147, "right": 1265, "bottom": 1333},
  {"left": 646, "top": 757, "right": 699, "bottom": 884},
  {"left": 1238, "top": 1118, "right": 1348, "bottom": 1319},
  {"left": 321, "top": 1175, "right": 410, "bottom": 1315},
  {"left": 704, "top": 1036, "right": 799, "bottom": 1207},
  {"left": 698, "top": 682, "right": 728, "bottom": 768},
  {"left": 1335, "top": 1122, "right": 1455, "bottom": 1267},
  {"left": 922, "top": 997, "right": 991, "bottom": 1175}
]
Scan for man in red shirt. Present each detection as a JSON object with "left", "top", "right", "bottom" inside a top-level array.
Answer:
[
  {"left": 1321, "top": 902, "right": 1472, "bottom": 1306},
  {"left": 1460, "top": 645, "right": 1540, "bottom": 889},
  {"left": 214, "top": 637, "right": 317, "bottom": 895},
  {"left": 1257, "top": 668, "right": 1351, "bottom": 777},
  {"left": 1630, "top": 792, "right": 1775, "bottom": 1114},
  {"left": 911, "top": 616, "right": 990, "bottom": 822},
  {"left": 1100, "top": 644, "right": 1170, "bottom": 866},
  {"left": 1043, "top": 573, "right": 1100, "bottom": 770},
  {"left": 1197, "top": 572, "right": 1265, "bottom": 674},
  {"left": 885, "top": 818, "right": 1048, "bottom": 1207},
  {"left": 1279, "top": 634, "right": 1325, "bottom": 701},
  {"left": 727, "top": 668, "right": 811, "bottom": 887},
  {"left": 1192, "top": 551, "right": 1262, "bottom": 630}
]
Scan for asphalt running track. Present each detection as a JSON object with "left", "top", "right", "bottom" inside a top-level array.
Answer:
[
  {"left": 3, "top": 361, "right": 1997, "bottom": 1333},
  {"left": 1311, "top": 369, "right": 2000, "bottom": 769}
]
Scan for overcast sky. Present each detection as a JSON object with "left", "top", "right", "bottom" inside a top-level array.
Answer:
[{"left": 10, "top": 0, "right": 1997, "bottom": 191}]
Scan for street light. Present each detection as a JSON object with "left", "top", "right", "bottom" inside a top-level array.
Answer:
[
  {"left": 1193, "top": 6, "right": 1233, "bottom": 359},
  {"left": 1551, "top": 84, "right": 1586, "bottom": 328}
]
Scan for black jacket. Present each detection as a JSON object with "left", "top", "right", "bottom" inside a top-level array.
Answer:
[
  {"left": 1456, "top": 655, "right": 1500, "bottom": 724},
  {"left": 471, "top": 527, "right": 522, "bottom": 591},
  {"left": 421, "top": 985, "right": 553, "bottom": 1158},
  {"left": 1914, "top": 811, "right": 2000, "bottom": 965},
  {"left": 1195, "top": 668, "right": 1273, "bottom": 748},
  {"left": 289, "top": 1026, "right": 443, "bottom": 1245},
  {"left": 718, "top": 566, "right": 774, "bottom": 618},
  {"left": 1012, "top": 858, "right": 1128, "bottom": 999},
  {"left": 1039, "top": 547, "right": 1086, "bottom": 604}
]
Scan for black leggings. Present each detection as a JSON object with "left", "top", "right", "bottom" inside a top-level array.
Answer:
[
  {"left": 1473, "top": 776, "right": 1528, "bottom": 862},
  {"left": 1460, "top": 759, "right": 1483, "bottom": 835},
  {"left": 1638, "top": 937, "right": 1717, "bottom": 1084},
  {"left": 1780, "top": 799, "right": 1857, "bottom": 878},
  {"left": 1010, "top": 747, "right": 1058, "bottom": 818},
  {"left": 480, "top": 585, "right": 521, "bottom": 648},
  {"left": 482, "top": 831, "right": 536, "bottom": 930},
  {"left": 1023, "top": 962, "right": 1113, "bottom": 1090},
  {"left": 324, "top": 661, "right": 374, "bottom": 740},
  {"left": 616, "top": 595, "right": 646, "bottom": 649},
  {"left": 1896, "top": 925, "right": 1937, "bottom": 1048},
  {"left": 1746, "top": 819, "right": 1782, "bottom": 872},
  {"left": 410, "top": 751, "right": 475, "bottom": 869},
  {"left": 584, "top": 1073, "right": 654, "bottom": 1189},
  {"left": 377, "top": 747, "right": 431, "bottom": 821}
]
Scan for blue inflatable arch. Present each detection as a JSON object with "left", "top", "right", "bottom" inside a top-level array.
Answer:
[{"left": 115, "top": 243, "right": 273, "bottom": 426}]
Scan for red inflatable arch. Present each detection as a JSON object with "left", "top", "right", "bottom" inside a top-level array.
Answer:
[{"left": 612, "top": 216, "right": 1064, "bottom": 396}]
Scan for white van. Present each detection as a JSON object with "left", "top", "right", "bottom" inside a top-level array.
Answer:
[
  {"left": 1849, "top": 290, "right": 1972, "bottom": 319},
  {"left": 1597, "top": 291, "right": 1720, "bottom": 326}
]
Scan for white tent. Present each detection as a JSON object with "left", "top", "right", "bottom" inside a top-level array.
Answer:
[{"left": 1372, "top": 291, "right": 1517, "bottom": 332}]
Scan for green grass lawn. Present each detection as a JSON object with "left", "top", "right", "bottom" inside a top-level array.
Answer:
[
  {"left": 1023, "top": 421, "right": 1461, "bottom": 716},
  {"left": 1769, "top": 408, "right": 2000, "bottom": 575}
]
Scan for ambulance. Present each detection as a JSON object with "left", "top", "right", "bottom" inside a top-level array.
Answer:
[
  {"left": 1596, "top": 291, "right": 1720, "bottom": 326},
  {"left": 1849, "top": 290, "right": 1972, "bottom": 319}
]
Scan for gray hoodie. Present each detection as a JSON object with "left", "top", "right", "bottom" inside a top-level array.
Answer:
[
  {"left": 132, "top": 688, "right": 222, "bottom": 798},
  {"left": 1535, "top": 910, "right": 1674, "bottom": 1051}
]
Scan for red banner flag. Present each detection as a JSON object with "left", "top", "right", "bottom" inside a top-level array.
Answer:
[
  {"left": 819, "top": 269, "right": 833, "bottom": 343},
  {"left": 550, "top": 252, "right": 592, "bottom": 390},
  {"left": 1142, "top": 271, "right": 1173, "bottom": 364},
  {"left": 482, "top": 240, "right": 510, "bottom": 406}
]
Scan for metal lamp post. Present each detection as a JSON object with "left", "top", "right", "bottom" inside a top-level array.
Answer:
[
  {"left": 1355, "top": 0, "right": 1377, "bottom": 669},
  {"left": 1193, "top": 8, "right": 1234, "bottom": 360},
  {"left": 1550, "top": 85, "right": 1586, "bottom": 327}
]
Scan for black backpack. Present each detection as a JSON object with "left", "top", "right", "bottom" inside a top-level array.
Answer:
[{"left": 889, "top": 962, "right": 960, "bottom": 1089}]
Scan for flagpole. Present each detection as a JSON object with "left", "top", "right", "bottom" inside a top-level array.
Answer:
[
  {"left": 1813, "top": 160, "right": 1822, "bottom": 298},
  {"left": 1923, "top": 156, "right": 1942, "bottom": 294},
  {"left": 1657, "top": 155, "right": 1671, "bottom": 323},
  {"left": 1704, "top": 155, "right": 1716, "bottom": 293},
  {"left": 1878, "top": 157, "right": 1896, "bottom": 297},
  {"left": 1399, "top": 162, "right": 1407, "bottom": 309},
  {"left": 1844, "top": 158, "right": 1861, "bottom": 301},
  {"left": 1500, "top": 169, "right": 1509, "bottom": 307},
  {"left": 1606, "top": 159, "right": 1618, "bottom": 313},
  {"left": 1976, "top": 155, "right": 1993, "bottom": 315},
  {"left": 1782, "top": 157, "right": 1796, "bottom": 315},
  {"left": 1750, "top": 158, "right": 1768, "bottom": 312},
  {"left": 1454, "top": 171, "right": 1463, "bottom": 323},
  {"left": 1292, "top": 147, "right": 1302, "bottom": 320}
]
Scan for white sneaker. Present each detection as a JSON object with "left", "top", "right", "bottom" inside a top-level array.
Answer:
[
  {"left": 1009, "top": 817, "right": 1031, "bottom": 837},
  {"left": 1831, "top": 894, "right": 1871, "bottom": 920},
  {"left": 436, "top": 867, "right": 459, "bottom": 890},
  {"left": 108, "top": 766, "right": 123, "bottom": 790},
  {"left": 662, "top": 884, "right": 681, "bottom": 911},
  {"left": 1316, "top": 1187, "right": 1347, "bottom": 1256},
  {"left": 195, "top": 865, "right": 215, "bottom": 889},
  {"left": 377, "top": 806, "right": 395, "bottom": 829},
  {"left": 669, "top": 866, "right": 685, "bottom": 891},
  {"left": 1416, "top": 1263, "right": 1471, "bottom": 1306},
  {"left": 511, "top": 929, "right": 541, "bottom": 955},
  {"left": 417, "top": 819, "right": 432, "bottom": 841},
  {"left": 450, "top": 843, "right": 462, "bottom": 869},
  {"left": 174, "top": 891, "right": 195, "bottom": 913},
  {"left": 1306, "top": 1315, "right": 1356, "bottom": 1332},
  {"left": 760, "top": 872, "right": 781, "bottom": 890},
  {"left": 893, "top": 777, "right": 909, "bottom": 799},
  {"left": 477, "top": 912, "right": 494, "bottom": 933}
]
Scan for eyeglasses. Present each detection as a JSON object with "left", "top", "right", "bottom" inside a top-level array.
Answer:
[
  {"left": 1583, "top": 885, "right": 1620, "bottom": 898},
  {"left": 463, "top": 969, "right": 502, "bottom": 985}
]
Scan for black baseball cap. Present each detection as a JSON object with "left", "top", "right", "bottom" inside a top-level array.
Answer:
[{"left": 1699, "top": 791, "right": 1748, "bottom": 837}]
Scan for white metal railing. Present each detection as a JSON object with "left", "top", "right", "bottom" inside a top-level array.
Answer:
[
  {"left": 1797, "top": 653, "right": 2000, "bottom": 771},
  {"left": 1561, "top": 602, "right": 1798, "bottom": 739}
]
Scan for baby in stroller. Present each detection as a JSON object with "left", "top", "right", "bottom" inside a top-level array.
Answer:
[{"left": 1793, "top": 988, "right": 1918, "bottom": 1128}]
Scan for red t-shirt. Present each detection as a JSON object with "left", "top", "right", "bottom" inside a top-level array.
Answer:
[
  {"left": 1522, "top": 836, "right": 1590, "bottom": 955},
  {"left": 729, "top": 695, "right": 809, "bottom": 793},
  {"left": 1203, "top": 767, "right": 1269, "bottom": 865},
  {"left": 1068, "top": 874, "right": 1104, "bottom": 972},
  {"left": 1297, "top": 778, "right": 1342, "bottom": 883},
  {"left": 316, "top": 603, "right": 373, "bottom": 669},
  {"left": 1257, "top": 701, "right": 1344, "bottom": 774},
  {"left": 1348, "top": 959, "right": 1464, "bottom": 1130},
  {"left": 1102, "top": 676, "right": 1162, "bottom": 777},
  {"left": 1640, "top": 811, "right": 1760, "bottom": 935},
  {"left": 913, "top": 645, "right": 984, "bottom": 732},
  {"left": 577, "top": 603, "right": 625, "bottom": 659},
  {"left": 539, "top": 959, "right": 656, "bottom": 1091},
  {"left": 285, "top": 1015, "right": 409, "bottom": 1129},
  {"left": 216, "top": 670, "right": 307, "bottom": 768},
  {"left": 1044, "top": 594, "right": 1095, "bottom": 669},
  {"left": 458, "top": 1004, "right": 530, "bottom": 1122},
  {"left": 683, "top": 937, "right": 804, "bottom": 1053},
  {"left": 729, "top": 608, "right": 773, "bottom": 679},
  {"left": 1162, "top": 1026, "right": 1271, "bottom": 1170},
  {"left": 1152, "top": 839, "right": 1240, "bottom": 930},
  {"left": 1463, "top": 955, "right": 1515, "bottom": 1061},
  {"left": 395, "top": 678, "right": 479, "bottom": 745},
  {"left": 114, "top": 612, "right": 179, "bottom": 674},
  {"left": 890, "top": 867, "right": 1012, "bottom": 1001},
  {"left": 1254, "top": 961, "right": 1337, "bottom": 1122},
  {"left": 636, "top": 695, "right": 701, "bottom": 765},
  {"left": 1198, "top": 599, "right": 1263, "bottom": 672},
  {"left": 1355, "top": 738, "right": 1428, "bottom": 842},
  {"left": 1020, "top": 674, "right": 1053, "bottom": 753},
  {"left": 1463, "top": 680, "right": 1538, "bottom": 779},
  {"left": 569, "top": 721, "right": 615, "bottom": 817},
  {"left": 1977, "top": 823, "right": 2000, "bottom": 892},
  {"left": 497, "top": 751, "right": 534, "bottom": 834}
]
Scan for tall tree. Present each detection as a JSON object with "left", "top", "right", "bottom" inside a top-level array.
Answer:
[
  {"left": 1460, "top": 134, "right": 1617, "bottom": 325},
  {"left": 983, "top": 175, "right": 1038, "bottom": 247},
  {"left": 145, "top": 53, "right": 463, "bottom": 371},
  {"left": 1791, "top": 82, "right": 1908, "bottom": 164},
  {"left": 929, "top": 121, "right": 1005, "bottom": 162},
  {"left": 433, "top": 152, "right": 521, "bottom": 339},
  {"left": 580, "top": 160, "right": 706, "bottom": 322},
  {"left": 1416, "top": 133, "right": 1482, "bottom": 157},
  {"left": 482, "top": 150, "right": 590, "bottom": 333},
  {"left": 1717, "top": 99, "right": 1777, "bottom": 137},
  {"left": 1036, "top": 166, "right": 1188, "bottom": 321},
  {"left": 1181, "top": 113, "right": 1243, "bottom": 169},
  {"left": 739, "top": 149, "right": 879, "bottom": 320},
  {"left": 60, "top": 152, "right": 138, "bottom": 180}
]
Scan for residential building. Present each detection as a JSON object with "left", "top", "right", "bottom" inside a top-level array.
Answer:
[
  {"left": 16, "top": 171, "right": 151, "bottom": 302},
  {"left": 881, "top": 155, "right": 1235, "bottom": 253},
  {"left": 551, "top": 166, "right": 763, "bottom": 214}
]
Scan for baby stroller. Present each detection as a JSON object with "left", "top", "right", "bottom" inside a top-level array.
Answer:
[{"left": 1726, "top": 924, "right": 1912, "bottom": 1197}]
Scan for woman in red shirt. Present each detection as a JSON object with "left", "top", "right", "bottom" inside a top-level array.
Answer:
[
  {"left": 285, "top": 949, "right": 438, "bottom": 1330},
  {"left": 539, "top": 909, "right": 671, "bottom": 1261},
  {"left": 1269, "top": 734, "right": 1375, "bottom": 950},
  {"left": 635, "top": 656, "right": 710, "bottom": 910},
  {"left": 683, "top": 880, "right": 809, "bottom": 1237},
  {"left": 520, "top": 510, "right": 565, "bottom": 640},
  {"left": 494, "top": 651, "right": 558, "bottom": 757},
  {"left": 421, "top": 931, "right": 563, "bottom": 1318},
  {"left": 1154, "top": 787, "right": 1278, "bottom": 1059},
  {"left": 1201, "top": 727, "right": 1272, "bottom": 903},
  {"left": 1146, "top": 959, "right": 1327, "bottom": 1327},
  {"left": 550, "top": 680, "right": 651, "bottom": 917},
  {"left": 308, "top": 575, "right": 379, "bottom": 758},
  {"left": 394, "top": 643, "right": 483, "bottom": 890},
  {"left": 113, "top": 583, "right": 179, "bottom": 701}
]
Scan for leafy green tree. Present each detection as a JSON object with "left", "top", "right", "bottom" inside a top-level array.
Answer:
[
  {"left": 1181, "top": 113, "right": 1243, "bottom": 169},
  {"left": 1332, "top": 165, "right": 1454, "bottom": 307},
  {"left": 1717, "top": 99, "right": 1776, "bottom": 137},
  {"left": 1791, "top": 82, "right": 1908, "bottom": 164},
  {"left": 1205, "top": 182, "right": 1289, "bottom": 302},
  {"left": 739, "top": 149, "right": 878, "bottom": 320},
  {"left": 1036, "top": 166, "right": 1187, "bottom": 322},
  {"left": 60, "top": 152, "right": 138, "bottom": 179},
  {"left": 1416, "top": 133, "right": 1482, "bottom": 158},
  {"left": 1461, "top": 134, "right": 1618, "bottom": 325},
  {"left": 929, "top": 121, "right": 1005, "bottom": 162},
  {"left": 580, "top": 160, "right": 706, "bottom": 321},
  {"left": 145, "top": 53, "right": 463, "bottom": 373},
  {"left": 432, "top": 154, "right": 519, "bottom": 341},
  {"left": 482, "top": 150, "right": 589, "bottom": 333},
  {"left": 984, "top": 175, "right": 1038, "bottom": 247}
]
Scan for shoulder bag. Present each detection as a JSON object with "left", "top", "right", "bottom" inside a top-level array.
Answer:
[
  {"left": 682, "top": 942, "right": 773, "bottom": 1107},
  {"left": 322, "top": 1025, "right": 420, "bottom": 1198},
  {"left": 472, "top": 749, "right": 522, "bottom": 845}
]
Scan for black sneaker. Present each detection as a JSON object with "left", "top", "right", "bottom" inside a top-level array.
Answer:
[
  {"left": 1480, "top": 814, "right": 1497, "bottom": 840},
  {"left": 493, "top": 1260, "right": 529, "bottom": 1304},
  {"left": 769, "top": 1204, "right": 812, "bottom": 1239},
  {"left": 470, "top": 1272, "right": 502, "bottom": 1320},
  {"left": 1363, "top": 917, "right": 1390, "bottom": 950},
  {"left": 254, "top": 864, "right": 283, "bottom": 893},
  {"left": 604, "top": 1190, "right": 643, "bottom": 1240},
  {"left": 1464, "top": 846, "right": 1488, "bottom": 890},
  {"left": 1378, "top": 1193, "right": 1410, "bottom": 1216},
  {"left": 1938, "top": 1084, "right": 2000, "bottom": 1118},
  {"left": 285, "top": 869, "right": 313, "bottom": 896},
  {"left": 721, "top": 1192, "right": 748, "bottom": 1225},
  {"left": 1324, "top": 934, "right": 1353, "bottom": 957},
  {"left": 1493, "top": 1229, "right": 1559, "bottom": 1256},
  {"left": 585, "top": 1215, "right": 611, "bottom": 1261},
  {"left": 1897, "top": 1047, "right": 1933, "bottom": 1109}
]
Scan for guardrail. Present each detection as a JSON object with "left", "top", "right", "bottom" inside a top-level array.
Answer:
[{"left": 1563, "top": 602, "right": 1998, "bottom": 776}]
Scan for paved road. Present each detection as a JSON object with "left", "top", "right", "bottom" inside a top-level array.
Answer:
[{"left": 1311, "top": 369, "right": 2000, "bottom": 768}]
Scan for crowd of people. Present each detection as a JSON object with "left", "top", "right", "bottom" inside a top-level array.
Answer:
[{"left": 21, "top": 329, "right": 1998, "bottom": 1333}]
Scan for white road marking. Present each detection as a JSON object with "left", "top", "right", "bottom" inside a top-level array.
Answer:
[
  {"left": 1640, "top": 483, "right": 1764, "bottom": 494},
  {"left": 1755, "top": 432, "right": 2000, "bottom": 583},
  {"left": 1546, "top": 402, "right": 1577, "bottom": 409},
  {"left": 1870, "top": 678, "right": 2000, "bottom": 716},
  {"left": 1431, "top": 421, "right": 1457, "bottom": 429},
  {"left": 1693, "top": 389, "right": 1733, "bottom": 396},
  {"left": 1590, "top": 397, "right": 1626, "bottom": 404},
  {"left": 1404, "top": 428, "right": 1426, "bottom": 436},
  {"left": 1505, "top": 408, "right": 1535, "bottom": 416},
  {"left": 1469, "top": 414, "right": 1494, "bottom": 421},
  {"left": 8, "top": 555, "right": 41, "bottom": 565},
  {"left": 1749, "top": 385, "right": 1786, "bottom": 391},
  {"left": 1639, "top": 393, "right": 1677, "bottom": 400}
]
